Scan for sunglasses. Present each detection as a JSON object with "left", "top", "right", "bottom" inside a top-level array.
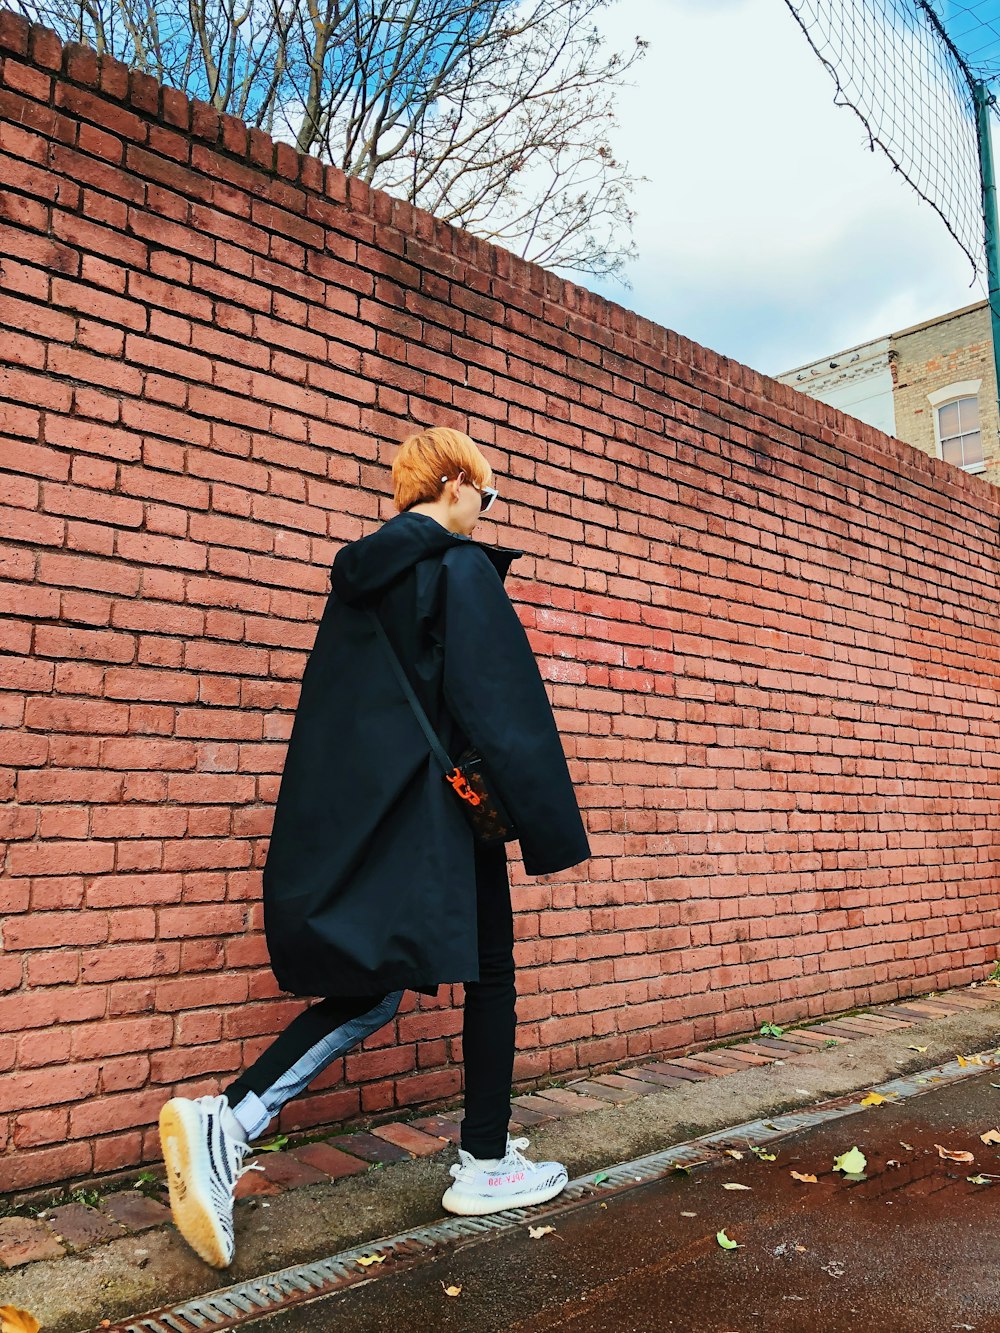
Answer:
[{"left": 440, "top": 473, "right": 499, "bottom": 513}]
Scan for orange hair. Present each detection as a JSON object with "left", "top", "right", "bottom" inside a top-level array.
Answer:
[{"left": 392, "top": 427, "right": 494, "bottom": 513}]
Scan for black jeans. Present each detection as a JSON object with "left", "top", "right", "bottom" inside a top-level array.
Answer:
[{"left": 223, "top": 840, "right": 516, "bottom": 1159}]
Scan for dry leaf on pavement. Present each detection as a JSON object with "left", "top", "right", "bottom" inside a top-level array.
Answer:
[
  {"left": 528, "top": 1225, "right": 556, "bottom": 1239},
  {"left": 935, "top": 1144, "right": 975, "bottom": 1163},
  {"left": 441, "top": 1282, "right": 462, "bottom": 1297},
  {"left": 356, "top": 1254, "right": 386, "bottom": 1267},
  {"left": 722, "top": 1183, "right": 752, "bottom": 1191},
  {"left": 980, "top": 1129, "right": 1000, "bottom": 1145},
  {"left": 833, "top": 1147, "right": 867, "bottom": 1174},
  {"left": 790, "top": 1171, "right": 818, "bottom": 1183},
  {"left": 0, "top": 1310, "right": 41, "bottom": 1333}
]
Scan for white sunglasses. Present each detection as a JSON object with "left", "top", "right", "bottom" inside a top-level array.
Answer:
[{"left": 440, "top": 473, "right": 499, "bottom": 513}]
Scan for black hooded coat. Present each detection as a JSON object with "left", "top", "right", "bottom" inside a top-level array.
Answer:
[{"left": 262, "top": 510, "right": 591, "bottom": 999}]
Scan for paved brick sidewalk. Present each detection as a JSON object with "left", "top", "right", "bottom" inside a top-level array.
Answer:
[{"left": 2, "top": 980, "right": 998, "bottom": 1273}]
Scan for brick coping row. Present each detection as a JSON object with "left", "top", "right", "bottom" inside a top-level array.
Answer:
[{"left": 2, "top": 981, "right": 999, "bottom": 1269}]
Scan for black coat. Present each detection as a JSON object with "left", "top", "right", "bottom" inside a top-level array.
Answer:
[{"left": 263, "top": 510, "right": 591, "bottom": 998}]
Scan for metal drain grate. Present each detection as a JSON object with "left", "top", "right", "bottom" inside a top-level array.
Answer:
[{"left": 98, "top": 1048, "right": 999, "bottom": 1333}]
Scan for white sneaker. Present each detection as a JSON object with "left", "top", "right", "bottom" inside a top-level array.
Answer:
[
  {"left": 158, "top": 1094, "right": 261, "bottom": 1268},
  {"left": 441, "top": 1135, "right": 568, "bottom": 1216}
]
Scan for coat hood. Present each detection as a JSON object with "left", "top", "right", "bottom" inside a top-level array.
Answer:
[{"left": 331, "top": 511, "right": 523, "bottom": 606}]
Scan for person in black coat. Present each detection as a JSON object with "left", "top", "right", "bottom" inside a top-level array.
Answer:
[{"left": 158, "top": 427, "right": 591, "bottom": 1268}]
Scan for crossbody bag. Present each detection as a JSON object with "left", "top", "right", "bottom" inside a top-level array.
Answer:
[{"left": 367, "top": 609, "right": 517, "bottom": 844}]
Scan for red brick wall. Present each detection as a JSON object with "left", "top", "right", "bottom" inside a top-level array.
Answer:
[{"left": 2, "top": 10, "right": 1000, "bottom": 1194}]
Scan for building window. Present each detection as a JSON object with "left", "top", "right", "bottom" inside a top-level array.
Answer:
[
  {"left": 937, "top": 397, "right": 984, "bottom": 471},
  {"left": 928, "top": 381, "right": 985, "bottom": 473}
]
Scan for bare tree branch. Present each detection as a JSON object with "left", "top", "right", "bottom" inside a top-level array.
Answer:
[{"left": 11, "top": 0, "right": 645, "bottom": 278}]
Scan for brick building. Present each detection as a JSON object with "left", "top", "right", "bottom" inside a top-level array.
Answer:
[{"left": 778, "top": 300, "right": 998, "bottom": 485}]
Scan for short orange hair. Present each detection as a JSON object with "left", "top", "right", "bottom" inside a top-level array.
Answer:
[{"left": 392, "top": 427, "right": 494, "bottom": 513}]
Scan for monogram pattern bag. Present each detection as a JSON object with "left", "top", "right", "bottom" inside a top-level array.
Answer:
[{"left": 367, "top": 611, "right": 517, "bottom": 844}]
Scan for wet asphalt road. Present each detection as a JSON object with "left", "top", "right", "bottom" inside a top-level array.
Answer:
[{"left": 223, "top": 1068, "right": 1000, "bottom": 1332}]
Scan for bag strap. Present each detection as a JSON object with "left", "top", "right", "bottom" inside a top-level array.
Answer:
[{"left": 366, "top": 608, "right": 455, "bottom": 776}]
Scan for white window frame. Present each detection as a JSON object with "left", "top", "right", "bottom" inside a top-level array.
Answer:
[{"left": 928, "top": 381, "right": 985, "bottom": 474}]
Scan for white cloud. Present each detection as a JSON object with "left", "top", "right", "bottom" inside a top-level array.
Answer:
[{"left": 580, "top": 0, "right": 982, "bottom": 375}]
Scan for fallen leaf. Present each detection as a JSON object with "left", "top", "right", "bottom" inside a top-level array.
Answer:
[
  {"left": 528, "top": 1225, "right": 556, "bottom": 1239},
  {"left": 935, "top": 1144, "right": 975, "bottom": 1163},
  {"left": 724, "top": 1149, "right": 744, "bottom": 1161},
  {"left": 441, "top": 1282, "right": 462, "bottom": 1297},
  {"left": 958, "top": 1055, "right": 984, "bottom": 1067},
  {"left": 860, "top": 1092, "right": 889, "bottom": 1107},
  {"left": 908, "top": 1045, "right": 929, "bottom": 1053},
  {"left": 899, "top": 1142, "right": 913, "bottom": 1150},
  {"left": 794, "top": 1244, "right": 807, "bottom": 1252},
  {"left": 749, "top": 1146, "right": 776, "bottom": 1161},
  {"left": 593, "top": 1172, "right": 610, "bottom": 1185},
  {"left": 722, "top": 1183, "right": 752, "bottom": 1191},
  {"left": 255, "top": 1133, "right": 289, "bottom": 1153},
  {"left": 356, "top": 1254, "right": 386, "bottom": 1268},
  {"left": 790, "top": 1171, "right": 818, "bottom": 1183},
  {"left": 967, "top": 1174, "right": 993, "bottom": 1185},
  {"left": 833, "top": 1147, "right": 867, "bottom": 1175},
  {"left": 716, "top": 1229, "right": 741, "bottom": 1250},
  {"left": 0, "top": 1312, "right": 41, "bottom": 1333},
  {"left": 980, "top": 1130, "right": 1000, "bottom": 1145},
  {"left": 599, "top": 1203, "right": 608, "bottom": 1210},
  {"left": 680, "top": 1211, "right": 697, "bottom": 1217}
]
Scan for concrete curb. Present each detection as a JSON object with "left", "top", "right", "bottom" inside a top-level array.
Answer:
[{"left": 2, "top": 981, "right": 999, "bottom": 1331}]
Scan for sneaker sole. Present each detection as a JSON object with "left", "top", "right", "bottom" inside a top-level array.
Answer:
[
  {"left": 440, "top": 1174, "right": 569, "bottom": 1217},
  {"left": 159, "top": 1098, "right": 233, "bottom": 1269}
]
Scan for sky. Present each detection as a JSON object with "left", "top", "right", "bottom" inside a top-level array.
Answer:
[{"left": 583, "top": 0, "right": 991, "bottom": 378}]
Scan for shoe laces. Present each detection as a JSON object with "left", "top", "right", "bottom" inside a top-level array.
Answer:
[
  {"left": 207, "top": 1095, "right": 263, "bottom": 1184},
  {"left": 500, "top": 1136, "right": 533, "bottom": 1172},
  {"left": 228, "top": 1132, "right": 263, "bottom": 1184},
  {"left": 451, "top": 1135, "right": 534, "bottom": 1181}
]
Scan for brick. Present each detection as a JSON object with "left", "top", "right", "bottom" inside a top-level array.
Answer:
[
  {"left": 331, "top": 1132, "right": 411, "bottom": 1165},
  {"left": 0, "top": 1216, "right": 65, "bottom": 1267},
  {"left": 370, "top": 1121, "right": 446, "bottom": 1156},
  {"left": 409, "top": 1115, "right": 462, "bottom": 1145},
  {"left": 290, "top": 1142, "right": 371, "bottom": 1179},
  {"left": 101, "top": 1191, "right": 171, "bottom": 1232},
  {"left": 234, "top": 1166, "right": 284, "bottom": 1198},
  {"left": 699, "top": 1047, "right": 776, "bottom": 1068},
  {"left": 507, "top": 1103, "right": 550, "bottom": 1127},
  {"left": 529, "top": 1087, "right": 610, "bottom": 1113},
  {"left": 251, "top": 1151, "right": 330, "bottom": 1190},
  {"left": 0, "top": 11, "right": 30, "bottom": 53},
  {"left": 0, "top": 1062, "right": 100, "bottom": 1113},
  {"left": 44, "top": 1202, "right": 126, "bottom": 1250},
  {"left": 627, "top": 1066, "right": 703, "bottom": 1088},
  {"left": 513, "top": 1092, "right": 569, "bottom": 1118}
]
